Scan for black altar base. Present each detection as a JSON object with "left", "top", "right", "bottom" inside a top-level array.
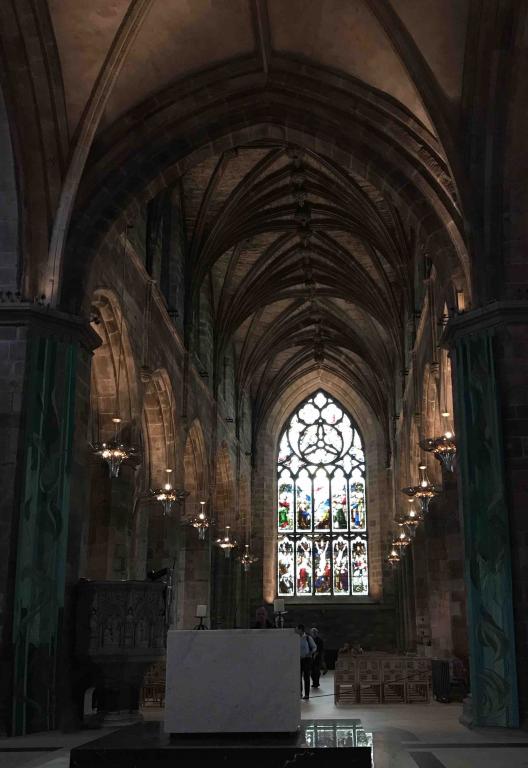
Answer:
[{"left": 69, "top": 719, "right": 372, "bottom": 767}]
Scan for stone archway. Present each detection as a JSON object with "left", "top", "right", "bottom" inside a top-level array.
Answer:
[
  {"left": 137, "top": 369, "right": 178, "bottom": 580},
  {"left": 85, "top": 289, "right": 140, "bottom": 580},
  {"left": 176, "top": 420, "right": 210, "bottom": 630}
]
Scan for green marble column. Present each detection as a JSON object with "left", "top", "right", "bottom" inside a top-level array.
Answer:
[
  {"left": 450, "top": 327, "right": 518, "bottom": 727},
  {"left": 11, "top": 335, "right": 78, "bottom": 735}
]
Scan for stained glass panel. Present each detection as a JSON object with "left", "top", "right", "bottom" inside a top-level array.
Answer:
[
  {"left": 278, "top": 536, "right": 294, "bottom": 595},
  {"left": 296, "top": 537, "right": 312, "bottom": 593},
  {"left": 331, "top": 469, "right": 347, "bottom": 530},
  {"left": 350, "top": 479, "right": 366, "bottom": 531},
  {"left": 314, "top": 537, "right": 331, "bottom": 594},
  {"left": 351, "top": 536, "right": 368, "bottom": 594},
  {"left": 278, "top": 471, "right": 294, "bottom": 531},
  {"left": 314, "top": 468, "right": 330, "bottom": 530},
  {"left": 332, "top": 536, "right": 350, "bottom": 594},
  {"left": 276, "top": 391, "right": 368, "bottom": 596},
  {"left": 295, "top": 470, "right": 312, "bottom": 531}
]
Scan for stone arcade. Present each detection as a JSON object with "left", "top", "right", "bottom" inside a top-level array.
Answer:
[{"left": 1, "top": 2, "right": 528, "bottom": 767}]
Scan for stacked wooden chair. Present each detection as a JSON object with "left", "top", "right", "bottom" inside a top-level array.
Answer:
[
  {"left": 334, "top": 653, "right": 431, "bottom": 705},
  {"left": 381, "top": 657, "right": 406, "bottom": 703},
  {"left": 334, "top": 656, "right": 357, "bottom": 704}
]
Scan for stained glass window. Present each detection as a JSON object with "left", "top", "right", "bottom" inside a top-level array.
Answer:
[{"left": 277, "top": 391, "right": 368, "bottom": 597}]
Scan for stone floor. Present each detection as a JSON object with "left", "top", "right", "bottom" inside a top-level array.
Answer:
[{"left": 2, "top": 672, "right": 528, "bottom": 768}]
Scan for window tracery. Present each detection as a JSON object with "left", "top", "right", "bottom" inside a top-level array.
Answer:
[{"left": 277, "top": 391, "right": 368, "bottom": 597}]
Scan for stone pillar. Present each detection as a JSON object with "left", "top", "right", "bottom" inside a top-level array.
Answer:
[
  {"left": 444, "top": 302, "right": 528, "bottom": 727},
  {"left": 0, "top": 304, "right": 99, "bottom": 736},
  {"left": 211, "top": 545, "right": 238, "bottom": 629},
  {"left": 177, "top": 525, "right": 211, "bottom": 630}
]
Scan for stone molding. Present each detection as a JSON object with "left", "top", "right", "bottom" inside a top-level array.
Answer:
[
  {"left": 442, "top": 301, "right": 528, "bottom": 347},
  {"left": 0, "top": 303, "right": 101, "bottom": 351}
]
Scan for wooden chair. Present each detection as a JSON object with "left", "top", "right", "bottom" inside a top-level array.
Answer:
[
  {"left": 381, "top": 657, "right": 406, "bottom": 703},
  {"left": 334, "top": 659, "right": 357, "bottom": 704},
  {"left": 357, "top": 658, "right": 382, "bottom": 703},
  {"left": 405, "top": 658, "right": 431, "bottom": 702}
]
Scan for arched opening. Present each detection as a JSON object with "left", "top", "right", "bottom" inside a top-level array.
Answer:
[
  {"left": 138, "top": 370, "right": 178, "bottom": 581},
  {"left": 176, "top": 420, "right": 210, "bottom": 630},
  {"left": 276, "top": 390, "right": 368, "bottom": 599},
  {"left": 84, "top": 289, "right": 140, "bottom": 580}
]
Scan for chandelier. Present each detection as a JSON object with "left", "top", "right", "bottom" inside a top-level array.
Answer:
[
  {"left": 189, "top": 500, "right": 214, "bottom": 540},
  {"left": 401, "top": 463, "right": 441, "bottom": 514},
  {"left": 421, "top": 413, "right": 456, "bottom": 473},
  {"left": 393, "top": 528, "right": 411, "bottom": 551},
  {"left": 150, "top": 469, "right": 187, "bottom": 516},
  {"left": 238, "top": 543, "right": 259, "bottom": 573},
  {"left": 216, "top": 525, "right": 237, "bottom": 559},
  {"left": 387, "top": 547, "right": 401, "bottom": 566},
  {"left": 93, "top": 417, "right": 138, "bottom": 478},
  {"left": 399, "top": 500, "right": 423, "bottom": 539}
]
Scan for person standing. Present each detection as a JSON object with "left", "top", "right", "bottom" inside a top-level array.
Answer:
[
  {"left": 296, "top": 624, "right": 316, "bottom": 700},
  {"left": 310, "top": 627, "right": 325, "bottom": 688},
  {"left": 252, "top": 605, "right": 274, "bottom": 628}
]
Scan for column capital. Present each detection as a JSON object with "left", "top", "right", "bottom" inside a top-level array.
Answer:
[
  {"left": 441, "top": 301, "right": 528, "bottom": 348},
  {"left": 0, "top": 303, "right": 101, "bottom": 351}
]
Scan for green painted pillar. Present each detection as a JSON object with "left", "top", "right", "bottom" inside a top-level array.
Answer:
[
  {"left": 11, "top": 335, "right": 78, "bottom": 735},
  {"left": 447, "top": 320, "right": 518, "bottom": 727}
]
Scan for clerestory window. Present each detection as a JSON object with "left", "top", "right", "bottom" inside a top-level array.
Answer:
[{"left": 277, "top": 391, "right": 368, "bottom": 597}]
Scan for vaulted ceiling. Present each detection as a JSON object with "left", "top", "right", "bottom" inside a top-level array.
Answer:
[
  {"left": 181, "top": 143, "right": 408, "bottom": 429},
  {"left": 11, "top": 0, "right": 475, "bottom": 434},
  {"left": 49, "top": 0, "right": 469, "bottom": 135}
]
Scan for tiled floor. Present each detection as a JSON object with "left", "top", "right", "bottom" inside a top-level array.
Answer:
[{"left": 2, "top": 673, "right": 528, "bottom": 768}]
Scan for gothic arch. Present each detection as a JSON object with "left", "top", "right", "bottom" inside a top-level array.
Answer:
[
  {"left": 61, "top": 61, "right": 470, "bottom": 314},
  {"left": 142, "top": 369, "right": 176, "bottom": 488},
  {"left": 214, "top": 443, "right": 235, "bottom": 532},
  {"left": 183, "top": 419, "right": 209, "bottom": 517},
  {"left": 89, "top": 288, "right": 140, "bottom": 444}
]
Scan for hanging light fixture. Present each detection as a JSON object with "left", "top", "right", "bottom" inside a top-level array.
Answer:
[
  {"left": 93, "top": 417, "right": 138, "bottom": 478},
  {"left": 400, "top": 499, "right": 423, "bottom": 539},
  {"left": 92, "top": 226, "right": 138, "bottom": 477},
  {"left": 401, "top": 463, "right": 441, "bottom": 514},
  {"left": 238, "top": 543, "right": 259, "bottom": 573},
  {"left": 393, "top": 528, "right": 411, "bottom": 551},
  {"left": 189, "top": 500, "right": 214, "bottom": 540},
  {"left": 216, "top": 525, "right": 237, "bottom": 559},
  {"left": 421, "top": 412, "right": 457, "bottom": 473},
  {"left": 387, "top": 547, "right": 401, "bottom": 566},
  {"left": 150, "top": 469, "right": 187, "bottom": 516}
]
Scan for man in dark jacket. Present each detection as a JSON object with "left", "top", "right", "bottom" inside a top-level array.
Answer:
[{"left": 310, "top": 627, "right": 325, "bottom": 688}]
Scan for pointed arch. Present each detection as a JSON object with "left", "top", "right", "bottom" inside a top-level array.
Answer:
[
  {"left": 214, "top": 443, "right": 235, "bottom": 531},
  {"left": 276, "top": 390, "right": 368, "bottom": 598},
  {"left": 143, "top": 369, "right": 177, "bottom": 488},
  {"left": 183, "top": 419, "right": 209, "bottom": 516},
  {"left": 90, "top": 288, "right": 140, "bottom": 443}
]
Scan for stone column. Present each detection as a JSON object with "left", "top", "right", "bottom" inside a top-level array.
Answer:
[
  {"left": 177, "top": 525, "right": 211, "bottom": 630},
  {"left": 0, "top": 304, "right": 99, "bottom": 736},
  {"left": 443, "top": 302, "right": 528, "bottom": 727}
]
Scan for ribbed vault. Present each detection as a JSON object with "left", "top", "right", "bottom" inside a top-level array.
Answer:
[{"left": 38, "top": 4, "right": 474, "bottom": 457}]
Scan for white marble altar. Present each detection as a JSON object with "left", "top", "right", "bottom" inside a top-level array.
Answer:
[{"left": 164, "top": 628, "right": 300, "bottom": 733}]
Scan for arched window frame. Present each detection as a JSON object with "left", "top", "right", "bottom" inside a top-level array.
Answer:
[{"left": 276, "top": 390, "right": 369, "bottom": 598}]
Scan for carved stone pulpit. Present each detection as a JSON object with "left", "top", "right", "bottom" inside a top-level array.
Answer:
[{"left": 75, "top": 580, "right": 166, "bottom": 724}]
